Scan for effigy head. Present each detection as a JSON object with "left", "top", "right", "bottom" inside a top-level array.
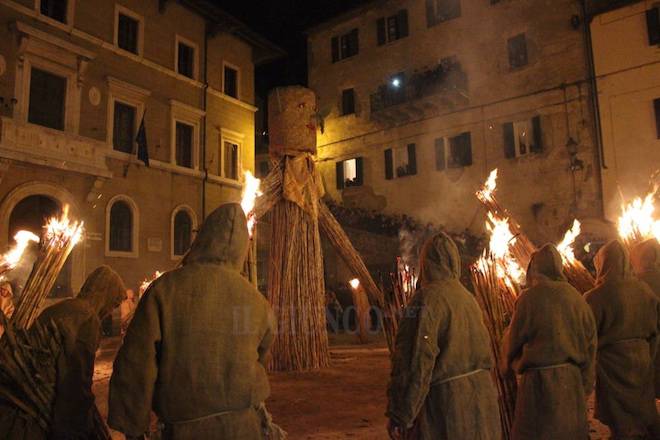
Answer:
[{"left": 268, "top": 86, "right": 318, "bottom": 156}]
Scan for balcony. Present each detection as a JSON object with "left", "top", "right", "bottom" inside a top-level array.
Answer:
[
  {"left": 369, "top": 58, "right": 469, "bottom": 124},
  {"left": 0, "top": 117, "right": 112, "bottom": 177}
]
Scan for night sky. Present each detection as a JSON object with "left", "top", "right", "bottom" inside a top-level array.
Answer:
[{"left": 213, "top": 0, "right": 370, "bottom": 95}]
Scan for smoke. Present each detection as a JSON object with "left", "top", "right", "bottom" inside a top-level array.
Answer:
[
  {"left": 398, "top": 226, "right": 436, "bottom": 270},
  {"left": 3, "top": 242, "right": 39, "bottom": 300}
]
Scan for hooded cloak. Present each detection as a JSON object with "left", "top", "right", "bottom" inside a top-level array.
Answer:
[
  {"left": 387, "top": 233, "right": 500, "bottom": 440},
  {"left": 502, "top": 244, "right": 597, "bottom": 440},
  {"left": 585, "top": 240, "right": 659, "bottom": 437},
  {"left": 108, "top": 203, "right": 276, "bottom": 440}
]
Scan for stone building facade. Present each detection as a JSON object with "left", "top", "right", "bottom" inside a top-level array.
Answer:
[
  {"left": 308, "top": 0, "right": 605, "bottom": 245},
  {"left": 0, "top": 0, "right": 281, "bottom": 309}
]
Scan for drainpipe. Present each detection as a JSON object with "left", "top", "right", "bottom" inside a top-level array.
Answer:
[{"left": 201, "top": 24, "right": 209, "bottom": 220}]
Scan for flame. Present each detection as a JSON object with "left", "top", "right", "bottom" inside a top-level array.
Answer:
[
  {"left": 617, "top": 188, "right": 659, "bottom": 245},
  {"left": 349, "top": 278, "right": 360, "bottom": 289},
  {"left": 241, "top": 171, "right": 262, "bottom": 238},
  {"left": 557, "top": 219, "right": 581, "bottom": 265},
  {"left": 45, "top": 205, "right": 84, "bottom": 248},
  {"left": 477, "top": 169, "right": 498, "bottom": 202},
  {"left": 484, "top": 212, "right": 524, "bottom": 286},
  {"left": 1, "top": 230, "right": 40, "bottom": 269},
  {"left": 140, "top": 270, "right": 163, "bottom": 295}
]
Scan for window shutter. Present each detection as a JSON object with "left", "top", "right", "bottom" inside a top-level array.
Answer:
[
  {"left": 462, "top": 132, "right": 473, "bottom": 166},
  {"left": 336, "top": 162, "right": 345, "bottom": 189},
  {"left": 425, "top": 0, "right": 437, "bottom": 27},
  {"left": 647, "top": 8, "right": 660, "bottom": 46},
  {"left": 355, "top": 157, "right": 364, "bottom": 185},
  {"left": 398, "top": 10, "right": 409, "bottom": 38},
  {"left": 351, "top": 28, "right": 359, "bottom": 55},
  {"left": 531, "top": 116, "right": 543, "bottom": 153},
  {"left": 407, "top": 143, "right": 417, "bottom": 175},
  {"left": 654, "top": 98, "right": 660, "bottom": 139},
  {"left": 503, "top": 122, "right": 515, "bottom": 158},
  {"left": 377, "top": 18, "right": 386, "bottom": 45},
  {"left": 384, "top": 148, "right": 394, "bottom": 180},
  {"left": 331, "top": 37, "right": 339, "bottom": 63},
  {"left": 434, "top": 138, "right": 446, "bottom": 170}
]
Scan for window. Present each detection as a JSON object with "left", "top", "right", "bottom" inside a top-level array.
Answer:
[
  {"left": 109, "top": 201, "right": 133, "bottom": 252},
  {"left": 648, "top": 7, "right": 660, "bottom": 46},
  {"left": 384, "top": 144, "right": 417, "bottom": 179},
  {"left": 331, "top": 29, "right": 359, "bottom": 62},
  {"left": 336, "top": 157, "right": 364, "bottom": 189},
  {"left": 223, "top": 141, "right": 239, "bottom": 180},
  {"left": 508, "top": 34, "right": 528, "bottom": 69},
  {"left": 117, "top": 12, "right": 140, "bottom": 54},
  {"left": 28, "top": 68, "right": 66, "bottom": 131},
  {"left": 448, "top": 132, "right": 472, "bottom": 168},
  {"left": 175, "top": 122, "right": 194, "bottom": 168},
  {"left": 224, "top": 65, "right": 239, "bottom": 98},
  {"left": 654, "top": 98, "right": 660, "bottom": 139},
  {"left": 503, "top": 116, "right": 542, "bottom": 158},
  {"left": 40, "top": 0, "right": 68, "bottom": 23},
  {"left": 426, "top": 0, "right": 461, "bottom": 27},
  {"left": 377, "top": 10, "right": 409, "bottom": 45},
  {"left": 177, "top": 41, "right": 196, "bottom": 79},
  {"left": 341, "top": 89, "right": 356, "bottom": 115},
  {"left": 173, "top": 210, "right": 193, "bottom": 257},
  {"left": 112, "top": 102, "right": 136, "bottom": 153}
]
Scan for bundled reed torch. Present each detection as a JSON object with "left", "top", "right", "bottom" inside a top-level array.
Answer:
[
  {"left": 241, "top": 171, "right": 262, "bottom": 285},
  {"left": 556, "top": 220, "right": 594, "bottom": 293},
  {"left": 471, "top": 213, "right": 524, "bottom": 440},
  {"left": 383, "top": 258, "right": 417, "bottom": 353},
  {"left": 12, "top": 206, "right": 84, "bottom": 330},
  {"left": 617, "top": 186, "right": 660, "bottom": 249}
]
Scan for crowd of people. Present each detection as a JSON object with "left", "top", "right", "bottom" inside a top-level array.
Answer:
[{"left": 0, "top": 201, "right": 658, "bottom": 439}]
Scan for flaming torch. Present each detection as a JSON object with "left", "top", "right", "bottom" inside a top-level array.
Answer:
[
  {"left": 12, "top": 206, "right": 84, "bottom": 330},
  {"left": 382, "top": 258, "right": 418, "bottom": 352},
  {"left": 241, "top": 171, "right": 262, "bottom": 285},
  {"left": 139, "top": 270, "right": 163, "bottom": 297},
  {"left": 556, "top": 220, "right": 594, "bottom": 293},
  {"left": 0, "top": 231, "right": 40, "bottom": 277},
  {"left": 617, "top": 187, "right": 659, "bottom": 248},
  {"left": 348, "top": 278, "right": 371, "bottom": 344}
]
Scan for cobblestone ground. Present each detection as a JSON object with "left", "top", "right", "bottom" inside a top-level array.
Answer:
[{"left": 93, "top": 336, "right": 638, "bottom": 440}]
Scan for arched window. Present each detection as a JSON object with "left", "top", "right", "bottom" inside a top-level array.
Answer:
[
  {"left": 173, "top": 210, "right": 192, "bottom": 256},
  {"left": 109, "top": 201, "right": 133, "bottom": 252}
]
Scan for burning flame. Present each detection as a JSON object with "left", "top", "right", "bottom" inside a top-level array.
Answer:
[
  {"left": 1, "top": 230, "right": 39, "bottom": 269},
  {"left": 484, "top": 212, "right": 525, "bottom": 287},
  {"left": 557, "top": 219, "right": 581, "bottom": 265},
  {"left": 45, "top": 205, "right": 84, "bottom": 248},
  {"left": 349, "top": 278, "right": 360, "bottom": 289},
  {"left": 241, "top": 171, "right": 262, "bottom": 238},
  {"left": 617, "top": 188, "right": 659, "bottom": 245},
  {"left": 139, "top": 270, "right": 163, "bottom": 296},
  {"left": 477, "top": 169, "right": 498, "bottom": 202}
]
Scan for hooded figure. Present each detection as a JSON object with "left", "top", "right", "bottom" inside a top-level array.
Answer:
[
  {"left": 502, "top": 244, "right": 596, "bottom": 440},
  {"left": 108, "top": 203, "right": 277, "bottom": 440},
  {"left": 387, "top": 233, "right": 500, "bottom": 440},
  {"left": 630, "top": 238, "right": 660, "bottom": 398},
  {"left": 585, "top": 240, "right": 660, "bottom": 439},
  {"left": 0, "top": 265, "right": 126, "bottom": 439}
]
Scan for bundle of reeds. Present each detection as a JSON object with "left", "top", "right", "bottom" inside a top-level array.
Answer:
[
  {"left": 12, "top": 207, "right": 83, "bottom": 330},
  {"left": 556, "top": 220, "right": 595, "bottom": 293},
  {"left": 383, "top": 259, "right": 417, "bottom": 353},
  {"left": 348, "top": 279, "right": 371, "bottom": 344}
]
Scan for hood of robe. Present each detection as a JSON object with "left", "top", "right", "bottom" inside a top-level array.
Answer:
[
  {"left": 526, "top": 244, "right": 566, "bottom": 286},
  {"left": 419, "top": 232, "right": 461, "bottom": 285},
  {"left": 630, "top": 239, "right": 660, "bottom": 275},
  {"left": 77, "top": 265, "right": 127, "bottom": 318},
  {"left": 182, "top": 203, "right": 248, "bottom": 270},
  {"left": 595, "top": 240, "right": 632, "bottom": 284}
]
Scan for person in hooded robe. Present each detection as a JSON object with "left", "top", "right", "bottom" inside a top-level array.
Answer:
[
  {"left": 387, "top": 232, "right": 500, "bottom": 440},
  {"left": 585, "top": 240, "right": 660, "bottom": 439},
  {"left": 502, "top": 244, "right": 597, "bottom": 440},
  {"left": 0, "top": 265, "right": 126, "bottom": 439},
  {"left": 630, "top": 238, "right": 660, "bottom": 399},
  {"left": 108, "top": 203, "right": 281, "bottom": 440}
]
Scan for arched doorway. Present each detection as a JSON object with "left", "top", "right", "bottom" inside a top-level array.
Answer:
[{"left": 8, "top": 195, "right": 73, "bottom": 298}]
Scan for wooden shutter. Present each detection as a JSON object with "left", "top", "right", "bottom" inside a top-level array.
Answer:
[
  {"left": 331, "top": 37, "right": 339, "bottom": 62},
  {"left": 461, "top": 132, "right": 473, "bottom": 166},
  {"left": 503, "top": 122, "right": 515, "bottom": 158},
  {"left": 647, "top": 8, "right": 660, "bottom": 46},
  {"left": 398, "top": 10, "right": 409, "bottom": 38},
  {"left": 350, "top": 29, "right": 359, "bottom": 56},
  {"left": 355, "top": 157, "right": 364, "bottom": 185},
  {"left": 425, "top": 0, "right": 437, "bottom": 27},
  {"left": 336, "top": 161, "right": 345, "bottom": 189},
  {"left": 377, "top": 18, "right": 386, "bottom": 45},
  {"left": 654, "top": 98, "right": 660, "bottom": 139},
  {"left": 407, "top": 143, "right": 417, "bottom": 175},
  {"left": 384, "top": 149, "right": 394, "bottom": 180},
  {"left": 531, "top": 116, "right": 543, "bottom": 153},
  {"left": 434, "top": 138, "right": 446, "bottom": 170}
]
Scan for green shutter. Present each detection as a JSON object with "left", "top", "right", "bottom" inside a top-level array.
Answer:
[
  {"left": 355, "top": 157, "right": 364, "bottom": 185},
  {"left": 377, "top": 18, "right": 386, "bottom": 45},
  {"left": 407, "top": 143, "right": 417, "bottom": 175},
  {"left": 503, "top": 122, "right": 515, "bottom": 158},
  {"left": 331, "top": 37, "right": 339, "bottom": 62},
  {"left": 531, "top": 116, "right": 543, "bottom": 153},
  {"left": 384, "top": 149, "right": 394, "bottom": 180},
  {"left": 435, "top": 138, "right": 446, "bottom": 170},
  {"left": 336, "top": 161, "right": 345, "bottom": 189},
  {"left": 398, "top": 10, "right": 409, "bottom": 38}
]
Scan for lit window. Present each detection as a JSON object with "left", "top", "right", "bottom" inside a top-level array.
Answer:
[
  {"left": 173, "top": 210, "right": 193, "bottom": 256},
  {"left": 40, "top": 0, "right": 68, "bottom": 23},
  {"left": 175, "top": 122, "right": 194, "bottom": 168},
  {"left": 109, "top": 201, "right": 133, "bottom": 252},
  {"left": 503, "top": 117, "right": 542, "bottom": 158},
  {"left": 336, "top": 157, "right": 364, "bottom": 189},
  {"left": 28, "top": 68, "right": 66, "bottom": 131},
  {"left": 113, "top": 102, "right": 136, "bottom": 153},
  {"left": 384, "top": 144, "right": 416, "bottom": 179},
  {"left": 223, "top": 141, "right": 239, "bottom": 180}
]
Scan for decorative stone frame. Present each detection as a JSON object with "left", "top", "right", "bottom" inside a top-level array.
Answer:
[
  {"left": 106, "top": 76, "right": 150, "bottom": 156},
  {"left": 218, "top": 127, "right": 244, "bottom": 182},
  {"left": 170, "top": 100, "right": 204, "bottom": 170},
  {"left": 34, "top": 0, "right": 77, "bottom": 32},
  {"left": 105, "top": 194, "right": 140, "bottom": 258},
  {"left": 222, "top": 61, "right": 241, "bottom": 100},
  {"left": 113, "top": 3, "right": 145, "bottom": 57},
  {"left": 170, "top": 204, "right": 198, "bottom": 260},
  {"left": 174, "top": 34, "right": 199, "bottom": 81}
]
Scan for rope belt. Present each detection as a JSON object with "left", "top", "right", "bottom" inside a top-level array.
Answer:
[
  {"left": 433, "top": 368, "right": 489, "bottom": 386},
  {"left": 527, "top": 362, "right": 573, "bottom": 371},
  {"left": 167, "top": 408, "right": 245, "bottom": 426}
]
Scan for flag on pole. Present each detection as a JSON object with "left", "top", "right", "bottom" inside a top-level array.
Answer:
[{"left": 136, "top": 111, "right": 149, "bottom": 166}]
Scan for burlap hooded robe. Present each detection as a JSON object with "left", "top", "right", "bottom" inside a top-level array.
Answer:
[
  {"left": 502, "top": 245, "right": 596, "bottom": 440},
  {"left": 387, "top": 233, "right": 501, "bottom": 440},
  {"left": 585, "top": 240, "right": 659, "bottom": 437},
  {"left": 108, "top": 203, "right": 276, "bottom": 440},
  {"left": 630, "top": 238, "right": 660, "bottom": 397},
  {"left": 0, "top": 265, "right": 126, "bottom": 439}
]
